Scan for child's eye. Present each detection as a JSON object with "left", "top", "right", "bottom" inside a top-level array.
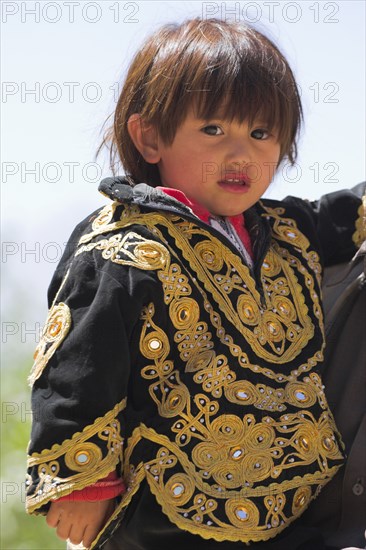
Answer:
[
  {"left": 251, "top": 128, "right": 270, "bottom": 140},
  {"left": 201, "top": 125, "right": 224, "bottom": 136}
]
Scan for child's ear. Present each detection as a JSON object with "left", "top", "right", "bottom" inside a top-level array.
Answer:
[{"left": 127, "top": 113, "right": 161, "bottom": 164}]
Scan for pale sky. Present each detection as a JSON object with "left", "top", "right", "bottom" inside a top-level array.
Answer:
[{"left": 1, "top": 0, "right": 365, "bottom": 352}]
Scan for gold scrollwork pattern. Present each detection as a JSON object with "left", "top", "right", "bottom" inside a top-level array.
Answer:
[
  {"left": 260, "top": 204, "right": 322, "bottom": 285},
  {"left": 79, "top": 203, "right": 141, "bottom": 245},
  {"left": 73, "top": 202, "right": 324, "bottom": 370},
  {"left": 129, "top": 424, "right": 341, "bottom": 543},
  {"left": 75, "top": 232, "right": 169, "bottom": 271},
  {"left": 91, "top": 202, "right": 120, "bottom": 231},
  {"left": 148, "top": 242, "right": 319, "bottom": 383},
  {"left": 352, "top": 194, "right": 366, "bottom": 247},
  {"left": 135, "top": 210, "right": 321, "bottom": 367},
  {"left": 26, "top": 398, "right": 126, "bottom": 513},
  {"left": 29, "top": 302, "right": 72, "bottom": 387},
  {"left": 236, "top": 250, "right": 314, "bottom": 362},
  {"left": 93, "top": 203, "right": 329, "bottom": 388},
  {"left": 140, "top": 305, "right": 191, "bottom": 419},
  {"left": 151, "top": 243, "right": 323, "bottom": 385},
  {"left": 135, "top": 300, "right": 344, "bottom": 541},
  {"left": 190, "top": 236, "right": 316, "bottom": 364}
]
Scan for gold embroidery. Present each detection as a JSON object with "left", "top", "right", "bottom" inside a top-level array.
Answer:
[
  {"left": 194, "top": 240, "right": 224, "bottom": 272},
  {"left": 187, "top": 235, "right": 315, "bottom": 364},
  {"left": 155, "top": 251, "right": 322, "bottom": 384},
  {"left": 76, "top": 200, "right": 328, "bottom": 386},
  {"left": 292, "top": 486, "right": 312, "bottom": 515},
  {"left": 186, "top": 350, "right": 216, "bottom": 373},
  {"left": 59, "top": 201, "right": 343, "bottom": 542},
  {"left": 136, "top": 301, "right": 343, "bottom": 541},
  {"left": 131, "top": 212, "right": 327, "bottom": 406},
  {"left": 65, "top": 443, "right": 103, "bottom": 472},
  {"left": 261, "top": 204, "right": 322, "bottom": 285},
  {"left": 265, "top": 493, "right": 286, "bottom": 529},
  {"left": 74, "top": 203, "right": 323, "bottom": 369},
  {"left": 130, "top": 425, "right": 341, "bottom": 543},
  {"left": 79, "top": 203, "right": 142, "bottom": 245},
  {"left": 193, "top": 355, "right": 235, "bottom": 398},
  {"left": 92, "top": 202, "right": 119, "bottom": 230},
  {"left": 200, "top": 289, "right": 323, "bottom": 384},
  {"left": 140, "top": 305, "right": 190, "bottom": 419},
  {"left": 26, "top": 398, "right": 126, "bottom": 513},
  {"left": 29, "top": 302, "right": 71, "bottom": 386},
  {"left": 158, "top": 263, "right": 192, "bottom": 305},
  {"left": 127, "top": 210, "right": 320, "bottom": 366},
  {"left": 169, "top": 298, "right": 200, "bottom": 330},
  {"left": 225, "top": 498, "right": 260, "bottom": 529},
  {"left": 275, "top": 245, "right": 324, "bottom": 339},
  {"left": 76, "top": 232, "right": 169, "bottom": 271},
  {"left": 124, "top": 231, "right": 319, "bottom": 384},
  {"left": 352, "top": 194, "right": 366, "bottom": 246}
]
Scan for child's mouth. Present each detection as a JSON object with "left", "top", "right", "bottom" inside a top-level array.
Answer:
[
  {"left": 223, "top": 178, "right": 246, "bottom": 185},
  {"left": 218, "top": 176, "right": 250, "bottom": 192}
]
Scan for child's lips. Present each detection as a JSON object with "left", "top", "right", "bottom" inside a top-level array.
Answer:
[{"left": 218, "top": 175, "right": 250, "bottom": 192}]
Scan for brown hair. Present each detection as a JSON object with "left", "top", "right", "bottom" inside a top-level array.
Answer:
[{"left": 96, "top": 18, "right": 303, "bottom": 186}]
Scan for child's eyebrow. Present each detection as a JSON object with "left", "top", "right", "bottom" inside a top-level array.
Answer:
[
  {"left": 252, "top": 121, "right": 270, "bottom": 127},
  {"left": 196, "top": 115, "right": 232, "bottom": 124}
]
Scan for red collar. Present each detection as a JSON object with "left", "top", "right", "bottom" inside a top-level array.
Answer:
[
  {"left": 157, "top": 187, "right": 253, "bottom": 258},
  {"left": 157, "top": 187, "right": 212, "bottom": 222}
]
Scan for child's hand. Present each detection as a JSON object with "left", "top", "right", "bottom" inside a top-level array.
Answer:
[{"left": 46, "top": 498, "right": 116, "bottom": 548}]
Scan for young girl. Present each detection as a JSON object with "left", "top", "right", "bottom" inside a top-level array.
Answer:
[{"left": 25, "top": 17, "right": 364, "bottom": 550}]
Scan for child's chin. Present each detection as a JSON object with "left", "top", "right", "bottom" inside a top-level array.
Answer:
[{"left": 216, "top": 208, "right": 246, "bottom": 217}]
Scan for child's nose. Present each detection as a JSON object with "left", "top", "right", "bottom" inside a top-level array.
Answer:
[{"left": 225, "top": 139, "right": 253, "bottom": 166}]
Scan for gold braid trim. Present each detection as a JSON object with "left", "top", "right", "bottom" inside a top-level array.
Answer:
[
  {"left": 29, "top": 269, "right": 71, "bottom": 387},
  {"left": 75, "top": 232, "right": 170, "bottom": 271},
  {"left": 90, "top": 462, "right": 146, "bottom": 549},
  {"left": 76, "top": 205, "right": 325, "bottom": 380},
  {"left": 159, "top": 236, "right": 315, "bottom": 365},
  {"left": 77, "top": 206, "right": 321, "bottom": 367},
  {"left": 28, "top": 302, "right": 71, "bottom": 387},
  {"left": 78, "top": 203, "right": 142, "bottom": 244},
  {"left": 125, "top": 424, "right": 341, "bottom": 543},
  {"left": 26, "top": 398, "right": 127, "bottom": 513},
  {"left": 352, "top": 195, "right": 366, "bottom": 247},
  {"left": 135, "top": 303, "right": 343, "bottom": 541}
]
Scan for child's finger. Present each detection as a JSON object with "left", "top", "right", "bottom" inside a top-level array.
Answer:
[
  {"left": 82, "top": 524, "right": 100, "bottom": 548},
  {"left": 68, "top": 523, "right": 87, "bottom": 546},
  {"left": 56, "top": 518, "right": 72, "bottom": 542},
  {"left": 45, "top": 503, "right": 62, "bottom": 528}
]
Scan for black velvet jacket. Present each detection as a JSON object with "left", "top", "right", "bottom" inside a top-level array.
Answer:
[{"left": 26, "top": 178, "right": 365, "bottom": 549}]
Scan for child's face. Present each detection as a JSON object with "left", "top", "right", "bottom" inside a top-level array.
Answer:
[{"left": 156, "top": 109, "right": 281, "bottom": 217}]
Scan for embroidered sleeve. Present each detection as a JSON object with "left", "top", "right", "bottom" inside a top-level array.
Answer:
[{"left": 26, "top": 234, "right": 147, "bottom": 515}]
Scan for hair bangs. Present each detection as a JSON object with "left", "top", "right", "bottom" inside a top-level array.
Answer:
[
  {"left": 191, "top": 72, "right": 285, "bottom": 132},
  {"left": 150, "top": 21, "right": 300, "bottom": 151}
]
